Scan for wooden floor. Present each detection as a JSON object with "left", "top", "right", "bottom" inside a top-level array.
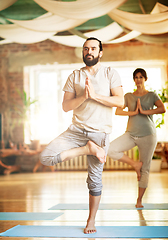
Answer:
[{"left": 0, "top": 169, "right": 168, "bottom": 240}]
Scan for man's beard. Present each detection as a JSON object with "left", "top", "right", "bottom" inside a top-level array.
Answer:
[{"left": 83, "top": 54, "right": 99, "bottom": 67}]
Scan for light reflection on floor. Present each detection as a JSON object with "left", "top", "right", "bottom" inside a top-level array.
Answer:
[{"left": 0, "top": 169, "right": 168, "bottom": 240}]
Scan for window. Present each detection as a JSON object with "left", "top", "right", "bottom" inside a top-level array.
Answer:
[
  {"left": 24, "top": 63, "right": 83, "bottom": 144},
  {"left": 103, "top": 60, "right": 167, "bottom": 142},
  {"left": 24, "top": 60, "right": 167, "bottom": 144}
]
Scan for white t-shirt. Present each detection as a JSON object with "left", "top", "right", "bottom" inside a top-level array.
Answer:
[{"left": 63, "top": 65, "right": 122, "bottom": 133}]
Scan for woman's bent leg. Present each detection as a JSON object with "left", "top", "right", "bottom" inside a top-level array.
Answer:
[
  {"left": 108, "top": 133, "right": 135, "bottom": 160},
  {"left": 136, "top": 134, "right": 157, "bottom": 208},
  {"left": 108, "top": 133, "right": 142, "bottom": 180}
]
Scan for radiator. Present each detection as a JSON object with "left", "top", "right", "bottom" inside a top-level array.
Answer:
[{"left": 55, "top": 147, "right": 139, "bottom": 171}]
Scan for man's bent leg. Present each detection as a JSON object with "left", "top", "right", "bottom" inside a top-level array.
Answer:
[
  {"left": 61, "top": 140, "right": 106, "bottom": 163},
  {"left": 40, "top": 127, "right": 86, "bottom": 166},
  {"left": 41, "top": 139, "right": 106, "bottom": 167}
]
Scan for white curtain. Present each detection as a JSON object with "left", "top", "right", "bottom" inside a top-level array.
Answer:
[
  {"left": 76, "top": 22, "right": 123, "bottom": 41},
  {"left": 108, "top": 12, "right": 168, "bottom": 34},
  {"left": 108, "top": 3, "right": 168, "bottom": 34},
  {"left": 136, "top": 34, "right": 168, "bottom": 44},
  {"left": 0, "top": 24, "right": 56, "bottom": 44},
  {"left": 0, "top": 0, "right": 17, "bottom": 11},
  {"left": 0, "top": 39, "right": 12, "bottom": 45},
  {"left": 50, "top": 22, "right": 124, "bottom": 47},
  {"left": 109, "top": 6, "right": 168, "bottom": 23},
  {"left": 0, "top": 1, "right": 167, "bottom": 46},
  {"left": 34, "top": 0, "right": 127, "bottom": 19},
  {"left": 106, "top": 30, "right": 141, "bottom": 44},
  {"left": 7, "top": 12, "right": 87, "bottom": 32}
]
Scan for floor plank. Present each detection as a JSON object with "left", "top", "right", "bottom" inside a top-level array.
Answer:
[{"left": 0, "top": 169, "right": 168, "bottom": 239}]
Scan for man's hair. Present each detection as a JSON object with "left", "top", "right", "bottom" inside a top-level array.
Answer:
[
  {"left": 84, "top": 37, "right": 103, "bottom": 52},
  {"left": 133, "top": 68, "right": 147, "bottom": 80}
]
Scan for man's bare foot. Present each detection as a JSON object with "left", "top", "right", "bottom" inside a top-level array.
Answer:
[
  {"left": 86, "top": 141, "right": 106, "bottom": 163},
  {"left": 135, "top": 199, "right": 144, "bottom": 208},
  {"left": 133, "top": 161, "right": 143, "bottom": 181},
  {"left": 84, "top": 220, "right": 97, "bottom": 234}
]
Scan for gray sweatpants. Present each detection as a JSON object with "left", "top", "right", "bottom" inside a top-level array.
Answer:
[
  {"left": 40, "top": 124, "right": 109, "bottom": 196},
  {"left": 108, "top": 132, "right": 157, "bottom": 188}
]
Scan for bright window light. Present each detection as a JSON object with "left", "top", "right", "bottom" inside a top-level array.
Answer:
[{"left": 24, "top": 60, "right": 167, "bottom": 144}]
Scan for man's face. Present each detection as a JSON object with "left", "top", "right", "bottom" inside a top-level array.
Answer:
[{"left": 83, "top": 40, "right": 102, "bottom": 67}]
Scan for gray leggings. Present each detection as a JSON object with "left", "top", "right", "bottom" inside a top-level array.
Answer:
[
  {"left": 40, "top": 124, "right": 109, "bottom": 196},
  {"left": 108, "top": 132, "right": 157, "bottom": 188}
]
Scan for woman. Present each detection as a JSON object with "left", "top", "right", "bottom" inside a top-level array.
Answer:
[{"left": 108, "top": 68, "right": 166, "bottom": 208}]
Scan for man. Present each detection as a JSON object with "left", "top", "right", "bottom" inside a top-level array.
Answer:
[{"left": 40, "top": 37, "right": 124, "bottom": 233}]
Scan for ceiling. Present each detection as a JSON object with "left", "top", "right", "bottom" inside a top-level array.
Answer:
[
  {"left": 1, "top": 0, "right": 168, "bottom": 31},
  {"left": 0, "top": 0, "right": 168, "bottom": 46}
]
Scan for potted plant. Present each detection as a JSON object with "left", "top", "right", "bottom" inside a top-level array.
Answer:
[
  {"left": 150, "top": 154, "right": 162, "bottom": 172},
  {"left": 149, "top": 85, "right": 168, "bottom": 172},
  {"left": 155, "top": 84, "right": 168, "bottom": 128},
  {"left": 16, "top": 89, "right": 37, "bottom": 138},
  {"left": 7, "top": 89, "right": 38, "bottom": 147},
  {"left": 134, "top": 147, "right": 162, "bottom": 172}
]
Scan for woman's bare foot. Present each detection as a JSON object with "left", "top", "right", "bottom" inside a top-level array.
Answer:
[
  {"left": 135, "top": 199, "right": 144, "bottom": 208},
  {"left": 135, "top": 203, "right": 144, "bottom": 208},
  {"left": 133, "top": 161, "right": 143, "bottom": 181},
  {"left": 84, "top": 220, "right": 97, "bottom": 234},
  {"left": 4, "top": 166, "right": 21, "bottom": 175},
  {"left": 86, "top": 141, "right": 106, "bottom": 163},
  {"left": 0, "top": 160, "right": 12, "bottom": 169}
]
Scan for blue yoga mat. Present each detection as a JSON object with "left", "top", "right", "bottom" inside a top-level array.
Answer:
[
  {"left": 1, "top": 225, "right": 168, "bottom": 238},
  {"left": 49, "top": 203, "right": 168, "bottom": 210},
  {"left": 0, "top": 212, "right": 63, "bottom": 220}
]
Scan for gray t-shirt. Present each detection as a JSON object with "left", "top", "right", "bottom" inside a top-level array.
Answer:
[
  {"left": 63, "top": 65, "right": 122, "bottom": 133},
  {"left": 125, "top": 91, "right": 160, "bottom": 137}
]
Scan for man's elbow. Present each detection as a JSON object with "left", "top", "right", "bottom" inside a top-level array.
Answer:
[
  {"left": 163, "top": 107, "right": 166, "bottom": 114},
  {"left": 62, "top": 103, "right": 69, "bottom": 112},
  {"left": 63, "top": 108, "right": 68, "bottom": 113},
  {"left": 120, "top": 103, "right": 124, "bottom": 108},
  {"left": 119, "top": 98, "right": 124, "bottom": 108}
]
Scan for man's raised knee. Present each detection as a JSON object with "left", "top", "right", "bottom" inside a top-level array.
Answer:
[{"left": 89, "top": 190, "right": 101, "bottom": 196}]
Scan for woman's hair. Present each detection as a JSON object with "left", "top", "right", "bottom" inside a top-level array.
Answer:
[{"left": 133, "top": 68, "right": 147, "bottom": 80}]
